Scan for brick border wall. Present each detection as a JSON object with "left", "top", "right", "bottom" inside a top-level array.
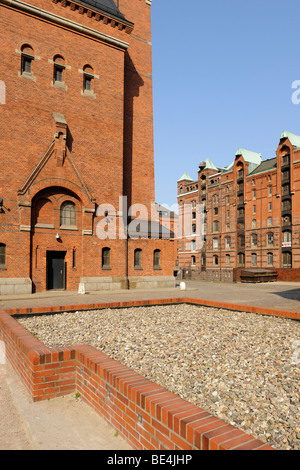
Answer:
[{"left": 2, "top": 296, "right": 296, "bottom": 450}]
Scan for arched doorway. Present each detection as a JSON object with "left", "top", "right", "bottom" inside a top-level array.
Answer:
[{"left": 30, "top": 187, "right": 83, "bottom": 292}]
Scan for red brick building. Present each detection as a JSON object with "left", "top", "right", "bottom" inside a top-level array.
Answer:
[
  {"left": 0, "top": 0, "right": 175, "bottom": 294},
  {"left": 177, "top": 131, "right": 300, "bottom": 282}
]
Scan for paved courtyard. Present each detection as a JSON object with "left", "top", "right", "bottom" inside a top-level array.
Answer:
[{"left": 0, "top": 280, "right": 299, "bottom": 312}]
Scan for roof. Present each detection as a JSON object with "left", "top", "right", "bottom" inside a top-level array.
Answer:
[
  {"left": 280, "top": 130, "right": 300, "bottom": 148},
  {"left": 76, "top": 0, "right": 126, "bottom": 20},
  {"left": 248, "top": 157, "right": 277, "bottom": 176},
  {"left": 235, "top": 148, "right": 262, "bottom": 165},
  {"left": 204, "top": 158, "right": 218, "bottom": 170},
  {"left": 177, "top": 171, "right": 194, "bottom": 182}
]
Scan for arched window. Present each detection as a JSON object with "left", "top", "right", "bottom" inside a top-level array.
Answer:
[
  {"left": 102, "top": 248, "right": 111, "bottom": 269},
  {"left": 267, "top": 252, "right": 273, "bottom": 266},
  {"left": 191, "top": 255, "right": 196, "bottom": 266},
  {"left": 226, "top": 254, "right": 230, "bottom": 267},
  {"left": 267, "top": 232, "right": 274, "bottom": 246},
  {"left": 0, "top": 243, "right": 6, "bottom": 267},
  {"left": 134, "top": 249, "right": 142, "bottom": 269},
  {"left": 153, "top": 249, "right": 161, "bottom": 269},
  {"left": 238, "top": 252, "right": 245, "bottom": 267},
  {"left": 60, "top": 201, "right": 76, "bottom": 227},
  {"left": 53, "top": 55, "right": 65, "bottom": 84},
  {"left": 21, "top": 44, "right": 34, "bottom": 75},
  {"left": 252, "top": 253, "right": 257, "bottom": 266},
  {"left": 83, "top": 64, "right": 94, "bottom": 92},
  {"left": 213, "top": 255, "right": 219, "bottom": 266},
  {"left": 251, "top": 233, "right": 257, "bottom": 247}
]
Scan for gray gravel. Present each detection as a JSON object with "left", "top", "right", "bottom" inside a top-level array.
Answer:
[{"left": 18, "top": 305, "right": 300, "bottom": 450}]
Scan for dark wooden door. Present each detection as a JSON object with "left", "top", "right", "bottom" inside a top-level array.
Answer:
[{"left": 47, "top": 251, "right": 66, "bottom": 290}]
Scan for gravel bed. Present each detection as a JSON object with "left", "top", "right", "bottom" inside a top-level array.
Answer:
[{"left": 18, "top": 305, "right": 300, "bottom": 450}]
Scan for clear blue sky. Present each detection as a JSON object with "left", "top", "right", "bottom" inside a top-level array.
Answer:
[{"left": 151, "top": 0, "right": 300, "bottom": 209}]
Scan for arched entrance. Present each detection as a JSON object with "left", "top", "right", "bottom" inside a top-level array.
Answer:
[{"left": 30, "top": 186, "right": 83, "bottom": 292}]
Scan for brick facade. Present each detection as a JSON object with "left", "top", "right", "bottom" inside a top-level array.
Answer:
[
  {"left": 177, "top": 131, "right": 300, "bottom": 281},
  {"left": 0, "top": 0, "right": 175, "bottom": 293}
]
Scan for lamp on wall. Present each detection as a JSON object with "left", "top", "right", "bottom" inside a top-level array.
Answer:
[{"left": 56, "top": 233, "right": 60, "bottom": 240}]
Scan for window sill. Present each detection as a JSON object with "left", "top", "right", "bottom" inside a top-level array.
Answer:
[
  {"left": 52, "top": 81, "right": 67, "bottom": 90},
  {"left": 60, "top": 225, "right": 78, "bottom": 231},
  {"left": 35, "top": 223, "right": 54, "bottom": 229},
  {"left": 102, "top": 266, "right": 111, "bottom": 270},
  {"left": 134, "top": 266, "right": 143, "bottom": 270},
  {"left": 154, "top": 266, "right": 161, "bottom": 270},
  {"left": 0, "top": 266, "right": 7, "bottom": 270},
  {"left": 81, "top": 90, "right": 96, "bottom": 99},
  {"left": 19, "top": 72, "right": 36, "bottom": 82}
]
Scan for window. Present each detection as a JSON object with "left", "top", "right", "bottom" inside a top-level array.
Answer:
[
  {"left": 153, "top": 249, "right": 161, "bottom": 269},
  {"left": 53, "top": 55, "right": 65, "bottom": 84},
  {"left": 213, "top": 220, "right": 219, "bottom": 232},
  {"left": 21, "top": 44, "right": 34, "bottom": 75},
  {"left": 268, "top": 186, "right": 272, "bottom": 197},
  {"left": 214, "top": 207, "right": 218, "bottom": 215},
  {"left": 282, "top": 170, "right": 290, "bottom": 181},
  {"left": 252, "top": 253, "right": 257, "bottom": 266},
  {"left": 267, "top": 232, "right": 274, "bottom": 246},
  {"left": 60, "top": 201, "right": 76, "bottom": 227},
  {"left": 253, "top": 190, "right": 256, "bottom": 200},
  {"left": 0, "top": 243, "right": 6, "bottom": 267},
  {"left": 238, "top": 207, "right": 244, "bottom": 218},
  {"left": 238, "top": 252, "right": 245, "bottom": 267},
  {"left": 191, "top": 255, "right": 196, "bottom": 266},
  {"left": 83, "top": 64, "right": 94, "bottom": 93},
  {"left": 282, "top": 215, "right": 291, "bottom": 226},
  {"left": 226, "top": 254, "right": 230, "bottom": 267},
  {"left": 283, "top": 251, "right": 292, "bottom": 268},
  {"left": 191, "top": 240, "right": 196, "bottom": 251},
  {"left": 253, "top": 205, "right": 256, "bottom": 215},
  {"left": 226, "top": 223, "right": 230, "bottom": 231},
  {"left": 267, "top": 252, "right": 273, "bottom": 266},
  {"left": 282, "top": 199, "right": 291, "bottom": 212},
  {"left": 251, "top": 233, "right": 258, "bottom": 247},
  {"left": 283, "top": 231, "right": 292, "bottom": 243},
  {"left": 227, "top": 210, "right": 230, "bottom": 218},
  {"left": 252, "top": 219, "right": 256, "bottom": 229},
  {"left": 102, "top": 247, "right": 111, "bottom": 269},
  {"left": 238, "top": 235, "right": 245, "bottom": 249},
  {"left": 213, "top": 255, "right": 219, "bottom": 266},
  {"left": 282, "top": 154, "right": 290, "bottom": 166},
  {"left": 192, "top": 224, "right": 196, "bottom": 233},
  {"left": 72, "top": 248, "right": 76, "bottom": 269},
  {"left": 268, "top": 202, "right": 272, "bottom": 212},
  {"left": 282, "top": 184, "right": 290, "bottom": 196},
  {"left": 225, "top": 236, "right": 231, "bottom": 249},
  {"left": 267, "top": 217, "right": 272, "bottom": 227},
  {"left": 213, "top": 238, "right": 219, "bottom": 249},
  {"left": 226, "top": 196, "right": 230, "bottom": 204},
  {"left": 134, "top": 249, "right": 142, "bottom": 269}
]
